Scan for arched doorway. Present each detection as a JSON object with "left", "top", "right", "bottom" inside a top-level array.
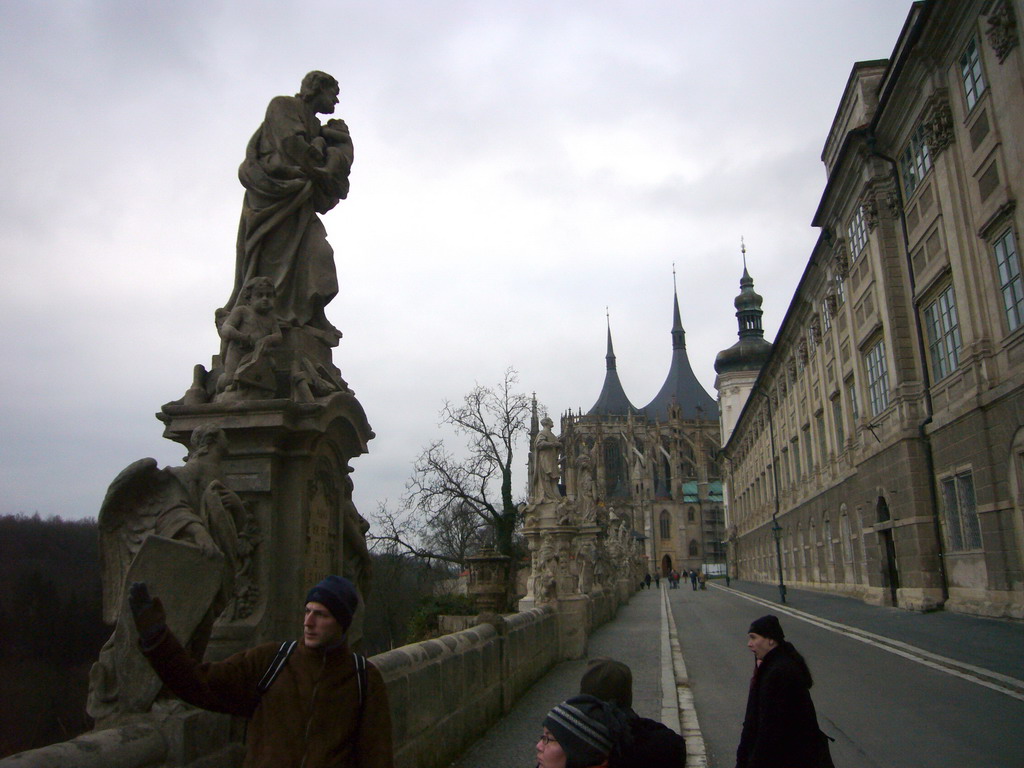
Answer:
[
  {"left": 661, "top": 554, "right": 673, "bottom": 576},
  {"left": 877, "top": 496, "right": 899, "bottom": 605}
]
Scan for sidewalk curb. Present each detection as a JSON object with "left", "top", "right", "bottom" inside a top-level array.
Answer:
[{"left": 662, "top": 587, "right": 707, "bottom": 768}]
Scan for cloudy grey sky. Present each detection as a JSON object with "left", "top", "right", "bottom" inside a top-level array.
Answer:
[{"left": 0, "top": 1, "right": 912, "bottom": 523}]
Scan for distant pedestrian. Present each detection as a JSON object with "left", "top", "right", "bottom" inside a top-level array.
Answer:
[
  {"left": 689, "top": 570, "right": 698, "bottom": 590},
  {"left": 735, "top": 615, "right": 834, "bottom": 768},
  {"left": 644, "top": 573, "right": 651, "bottom": 590},
  {"left": 579, "top": 658, "right": 686, "bottom": 768},
  {"left": 654, "top": 573, "right": 660, "bottom": 589},
  {"left": 698, "top": 571, "right": 706, "bottom": 590},
  {"left": 536, "top": 694, "right": 630, "bottom": 768}
]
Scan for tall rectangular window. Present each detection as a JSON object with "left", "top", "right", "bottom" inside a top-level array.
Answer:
[
  {"left": 994, "top": 229, "right": 1024, "bottom": 332},
  {"left": 941, "top": 471, "right": 982, "bottom": 551},
  {"left": 848, "top": 206, "right": 868, "bottom": 259},
  {"left": 791, "top": 439, "right": 801, "bottom": 482},
  {"left": 821, "top": 298, "right": 832, "bottom": 332},
  {"left": 846, "top": 377, "right": 859, "bottom": 422},
  {"left": 923, "top": 284, "right": 963, "bottom": 381},
  {"left": 960, "top": 38, "right": 987, "bottom": 111},
  {"left": 840, "top": 515, "right": 853, "bottom": 562},
  {"left": 815, "top": 412, "right": 828, "bottom": 466},
  {"left": 900, "top": 123, "right": 933, "bottom": 198},
  {"left": 831, "top": 396, "right": 845, "bottom": 451},
  {"left": 865, "top": 340, "right": 890, "bottom": 416},
  {"left": 835, "top": 274, "right": 846, "bottom": 306}
]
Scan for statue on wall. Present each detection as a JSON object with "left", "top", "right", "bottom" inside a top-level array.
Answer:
[
  {"left": 221, "top": 70, "right": 353, "bottom": 342},
  {"left": 216, "top": 276, "right": 283, "bottom": 398},
  {"left": 87, "top": 425, "right": 247, "bottom": 723},
  {"left": 575, "top": 539, "right": 596, "bottom": 595},
  {"left": 576, "top": 454, "right": 597, "bottom": 526},
  {"left": 530, "top": 416, "right": 562, "bottom": 503},
  {"left": 534, "top": 541, "right": 558, "bottom": 604}
]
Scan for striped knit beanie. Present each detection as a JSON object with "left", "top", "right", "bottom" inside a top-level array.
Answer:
[{"left": 543, "top": 694, "right": 625, "bottom": 768}]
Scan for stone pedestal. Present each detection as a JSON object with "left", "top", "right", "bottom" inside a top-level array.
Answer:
[
  {"left": 158, "top": 389, "right": 373, "bottom": 655},
  {"left": 467, "top": 548, "right": 512, "bottom": 613},
  {"left": 556, "top": 594, "right": 590, "bottom": 659}
]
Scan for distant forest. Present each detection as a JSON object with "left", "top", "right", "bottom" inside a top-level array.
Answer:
[
  {"left": 0, "top": 513, "right": 107, "bottom": 757},
  {"left": 0, "top": 513, "right": 458, "bottom": 759}
]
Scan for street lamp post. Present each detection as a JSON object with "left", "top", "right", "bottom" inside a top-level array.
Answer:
[{"left": 759, "top": 390, "right": 787, "bottom": 604}]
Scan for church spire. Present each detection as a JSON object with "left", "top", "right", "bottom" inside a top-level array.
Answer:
[
  {"left": 714, "top": 240, "right": 773, "bottom": 375},
  {"left": 642, "top": 270, "right": 715, "bottom": 421},
  {"left": 605, "top": 307, "right": 617, "bottom": 370},
  {"left": 587, "top": 311, "right": 638, "bottom": 416}
]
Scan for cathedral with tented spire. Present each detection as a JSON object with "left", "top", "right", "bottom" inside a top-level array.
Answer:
[{"left": 556, "top": 281, "right": 724, "bottom": 577}]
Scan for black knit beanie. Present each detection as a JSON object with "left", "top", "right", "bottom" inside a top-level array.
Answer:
[
  {"left": 306, "top": 575, "right": 358, "bottom": 631},
  {"left": 748, "top": 614, "right": 785, "bottom": 642},
  {"left": 543, "top": 695, "right": 626, "bottom": 768},
  {"left": 579, "top": 658, "right": 633, "bottom": 710}
]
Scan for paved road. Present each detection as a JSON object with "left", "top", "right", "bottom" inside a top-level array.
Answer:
[{"left": 670, "top": 580, "right": 1024, "bottom": 768}]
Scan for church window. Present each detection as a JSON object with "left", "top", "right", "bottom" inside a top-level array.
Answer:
[
  {"left": 660, "top": 511, "right": 672, "bottom": 539},
  {"left": 923, "top": 284, "right": 962, "bottom": 381},
  {"left": 994, "top": 228, "right": 1024, "bottom": 332},
  {"left": 831, "top": 395, "right": 845, "bottom": 451},
  {"left": 688, "top": 539, "right": 699, "bottom": 557},
  {"left": 865, "top": 340, "right": 890, "bottom": 416},
  {"left": 960, "top": 37, "right": 987, "bottom": 111},
  {"left": 848, "top": 206, "right": 868, "bottom": 259},
  {"left": 941, "top": 471, "right": 982, "bottom": 551},
  {"left": 899, "top": 123, "right": 932, "bottom": 198},
  {"left": 687, "top": 507, "right": 695, "bottom": 522},
  {"left": 840, "top": 508, "right": 853, "bottom": 562},
  {"left": 815, "top": 411, "right": 828, "bottom": 466}
]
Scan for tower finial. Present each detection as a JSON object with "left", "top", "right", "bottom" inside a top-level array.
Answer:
[
  {"left": 741, "top": 237, "right": 747, "bottom": 270},
  {"left": 672, "top": 262, "right": 677, "bottom": 294}
]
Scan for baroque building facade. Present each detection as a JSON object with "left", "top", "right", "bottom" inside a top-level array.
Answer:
[
  {"left": 717, "top": 0, "right": 1024, "bottom": 618},
  {"left": 558, "top": 289, "right": 724, "bottom": 577}
]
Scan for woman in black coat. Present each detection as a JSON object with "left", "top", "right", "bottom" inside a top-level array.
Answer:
[{"left": 735, "top": 615, "right": 832, "bottom": 768}]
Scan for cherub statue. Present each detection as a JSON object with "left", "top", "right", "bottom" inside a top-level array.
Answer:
[{"left": 216, "top": 276, "right": 282, "bottom": 397}]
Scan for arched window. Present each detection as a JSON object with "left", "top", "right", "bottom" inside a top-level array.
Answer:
[
  {"left": 840, "top": 506, "right": 853, "bottom": 562},
  {"left": 687, "top": 506, "right": 695, "bottom": 522},
  {"left": 689, "top": 539, "right": 700, "bottom": 557},
  {"left": 660, "top": 510, "right": 672, "bottom": 539}
]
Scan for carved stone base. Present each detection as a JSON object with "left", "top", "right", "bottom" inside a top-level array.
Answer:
[{"left": 157, "top": 390, "right": 374, "bottom": 656}]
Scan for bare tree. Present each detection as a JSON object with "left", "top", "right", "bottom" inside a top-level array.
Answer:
[{"left": 371, "top": 368, "right": 532, "bottom": 563}]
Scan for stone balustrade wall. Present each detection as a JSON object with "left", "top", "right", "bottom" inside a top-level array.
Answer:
[
  {"left": 0, "top": 606, "right": 563, "bottom": 768},
  {"left": 377, "top": 605, "right": 559, "bottom": 768}
]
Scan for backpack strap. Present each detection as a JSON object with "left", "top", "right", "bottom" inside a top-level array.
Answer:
[
  {"left": 353, "top": 652, "right": 367, "bottom": 709},
  {"left": 257, "top": 640, "right": 297, "bottom": 696}
]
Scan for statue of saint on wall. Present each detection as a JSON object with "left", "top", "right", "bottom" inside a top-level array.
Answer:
[
  {"left": 576, "top": 455, "right": 597, "bottom": 525},
  {"left": 87, "top": 425, "right": 247, "bottom": 723},
  {"left": 221, "top": 70, "right": 353, "bottom": 343},
  {"left": 535, "top": 541, "right": 559, "bottom": 604},
  {"left": 575, "top": 540, "right": 597, "bottom": 595},
  {"left": 530, "top": 416, "right": 562, "bottom": 503}
]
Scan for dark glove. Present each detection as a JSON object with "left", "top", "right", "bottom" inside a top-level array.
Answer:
[{"left": 128, "top": 581, "right": 166, "bottom": 646}]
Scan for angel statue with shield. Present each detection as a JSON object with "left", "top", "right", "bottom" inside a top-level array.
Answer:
[{"left": 86, "top": 424, "right": 244, "bottom": 725}]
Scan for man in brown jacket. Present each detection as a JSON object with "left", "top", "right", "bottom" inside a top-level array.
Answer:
[{"left": 130, "top": 575, "right": 393, "bottom": 768}]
